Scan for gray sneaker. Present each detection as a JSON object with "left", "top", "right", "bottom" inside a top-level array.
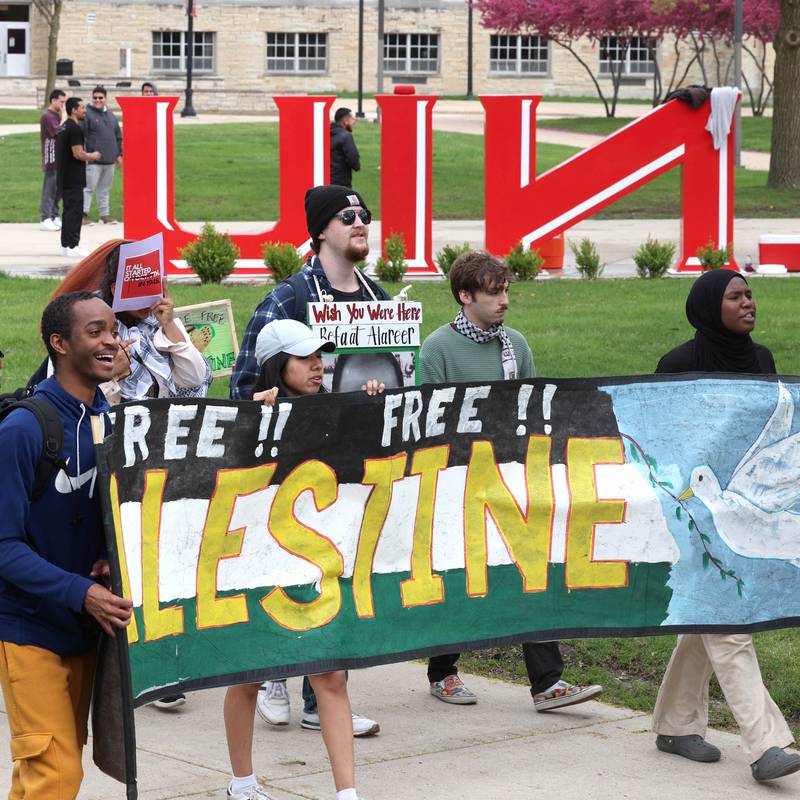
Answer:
[
  {"left": 655, "top": 734, "right": 721, "bottom": 762},
  {"left": 751, "top": 747, "right": 800, "bottom": 782}
]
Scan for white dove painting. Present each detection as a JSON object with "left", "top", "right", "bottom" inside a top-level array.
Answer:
[{"left": 679, "top": 382, "right": 800, "bottom": 562}]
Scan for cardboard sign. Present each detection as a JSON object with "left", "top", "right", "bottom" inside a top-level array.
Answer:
[
  {"left": 308, "top": 300, "right": 422, "bottom": 389},
  {"left": 308, "top": 300, "right": 422, "bottom": 348},
  {"left": 174, "top": 299, "right": 239, "bottom": 377},
  {"left": 112, "top": 233, "right": 165, "bottom": 312}
]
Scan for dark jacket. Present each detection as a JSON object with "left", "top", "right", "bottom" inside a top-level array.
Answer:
[
  {"left": 330, "top": 122, "right": 360, "bottom": 187},
  {"left": 656, "top": 340, "right": 776, "bottom": 375},
  {"left": 83, "top": 104, "right": 122, "bottom": 164},
  {"left": 0, "top": 377, "right": 109, "bottom": 655}
]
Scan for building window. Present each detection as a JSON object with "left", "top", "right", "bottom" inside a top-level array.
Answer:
[
  {"left": 599, "top": 36, "right": 655, "bottom": 76},
  {"left": 384, "top": 33, "right": 439, "bottom": 74},
  {"left": 266, "top": 32, "right": 327, "bottom": 73},
  {"left": 489, "top": 34, "right": 549, "bottom": 74},
  {"left": 151, "top": 31, "right": 215, "bottom": 73}
]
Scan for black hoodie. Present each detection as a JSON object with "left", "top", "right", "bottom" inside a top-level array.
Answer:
[{"left": 330, "top": 122, "right": 360, "bottom": 187}]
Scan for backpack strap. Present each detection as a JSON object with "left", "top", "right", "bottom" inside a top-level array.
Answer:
[
  {"left": 0, "top": 397, "right": 66, "bottom": 502},
  {"left": 25, "top": 356, "right": 50, "bottom": 393},
  {"left": 283, "top": 271, "right": 313, "bottom": 323}
]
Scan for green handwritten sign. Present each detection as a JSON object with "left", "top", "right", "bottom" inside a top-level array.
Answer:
[{"left": 174, "top": 299, "right": 239, "bottom": 377}]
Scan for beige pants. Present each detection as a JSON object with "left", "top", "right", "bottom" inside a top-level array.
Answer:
[{"left": 653, "top": 633, "right": 793, "bottom": 763}]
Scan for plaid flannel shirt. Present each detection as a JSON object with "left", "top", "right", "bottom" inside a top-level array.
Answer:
[{"left": 230, "top": 257, "right": 387, "bottom": 400}]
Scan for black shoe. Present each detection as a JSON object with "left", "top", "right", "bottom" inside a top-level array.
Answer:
[
  {"left": 656, "top": 734, "right": 721, "bottom": 762},
  {"left": 751, "top": 747, "right": 800, "bottom": 782}
]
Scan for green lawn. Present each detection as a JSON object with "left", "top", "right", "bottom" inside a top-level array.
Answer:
[
  {"left": 3, "top": 274, "right": 800, "bottom": 736},
  {"left": 4, "top": 277, "right": 800, "bottom": 394},
  {"left": 539, "top": 115, "right": 774, "bottom": 152},
  {"left": 0, "top": 108, "right": 41, "bottom": 124},
  {"left": 1, "top": 121, "right": 796, "bottom": 223}
]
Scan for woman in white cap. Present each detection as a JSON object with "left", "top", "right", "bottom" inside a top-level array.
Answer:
[{"left": 223, "top": 319, "right": 382, "bottom": 800}]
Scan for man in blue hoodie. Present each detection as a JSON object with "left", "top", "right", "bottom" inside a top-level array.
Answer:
[{"left": 0, "top": 291, "right": 133, "bottom": 799}]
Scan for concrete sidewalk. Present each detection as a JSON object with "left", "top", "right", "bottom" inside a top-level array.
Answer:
[
  {"left": 3, "top": 219, "right": 798, "bottom": 281},
  {"left": 0, "top": 661, "right": 784, "bottom": 799}
]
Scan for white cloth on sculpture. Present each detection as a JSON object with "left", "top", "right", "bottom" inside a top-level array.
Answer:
[{"left": 705, "top": 87, "right": 740, "bottom": 150}]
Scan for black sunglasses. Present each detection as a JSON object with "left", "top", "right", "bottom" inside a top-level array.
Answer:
[{"left": 336, "top": 208, "right": 371, "bottom": 226}]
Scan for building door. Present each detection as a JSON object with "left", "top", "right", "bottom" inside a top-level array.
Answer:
[
  {"left": 0, "top": 23, "right": 31, "bottom": 76},
  {"left": 0, "top": 2, "right": 31, "bottom": 77}
]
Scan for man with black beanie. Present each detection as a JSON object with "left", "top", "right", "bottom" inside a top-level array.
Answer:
[
  {"left": 231, "top": 186, "right": 385, "bottom": 739},
  {"left": 231, "top": 184, "right": 386, "bottom": 399}
]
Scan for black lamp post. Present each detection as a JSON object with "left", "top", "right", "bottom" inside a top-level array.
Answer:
[
  {"left": 181, "top": 0, "right": 197, "bottom": 117},
  {"left": 356, "top": 0, "right": 365, "bottom": 117},
  {"left": 467, "top": 0, "right": 474, "bottom": 97}
]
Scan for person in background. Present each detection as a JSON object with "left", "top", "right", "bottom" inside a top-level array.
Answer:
[
  {"left": 52, "top": 239, "right": 211, "bottom": 407},
  {"left": 329, "top": 108, "right": 360, "bottom": 188},
  {"left": 652, "top": 269, "right": 800, "bottom": 784},
  {"left": 223, "top": 318, "right": 378, "bottom": 800},
  {"left": 55, "top": 97, "right": 101, "bottom": 258},
  {"left": 419, "top": 250, "right": 604, "bottom": 712},
  {"left": 39, "top": 88, "right": 66, "bottom": 231},
  {"left": 82, "top": 86, "right": 122, "bottom": 225},
  {"left": 0, "top": 292, "right": 132, "bottom": 799},
  {"left": 233, "top": 186, "right": 384, "bottom": 736},
  {"left": 141, "top": 81, "right": 158, "bottom": 96}
]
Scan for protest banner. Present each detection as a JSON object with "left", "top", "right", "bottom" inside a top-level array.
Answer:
[
  {"left": 97, "top": 373, "right": 800, "bottom": 710},
  {"left": 174, "top": 299, "right": 239, "bottom": 377},
  {"left": 112, "top": 233, "right": 165, "bottom": 313},
  {"left": 308, "top": 299, "right": 422, "bottom": 389}
]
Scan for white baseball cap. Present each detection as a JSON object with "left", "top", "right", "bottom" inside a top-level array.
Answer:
[{"left": 254, "top": 319, "right": 336, "bottom": 366}]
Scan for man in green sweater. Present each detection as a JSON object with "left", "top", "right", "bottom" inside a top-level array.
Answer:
[{"left": 420, "top": 250, "right": 603, "bottom": 712}]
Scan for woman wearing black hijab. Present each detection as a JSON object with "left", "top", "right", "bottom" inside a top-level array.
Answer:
[
  {"left": 656, "top": 269, "right": 774, "bottom": 374},
  {"left": 652, "top": 269, "right": 799, "bottom": 783}
]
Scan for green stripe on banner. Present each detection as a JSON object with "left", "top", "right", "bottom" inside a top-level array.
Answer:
[{"left": 128, "top": 562, "right": 671, "bottom": 701}]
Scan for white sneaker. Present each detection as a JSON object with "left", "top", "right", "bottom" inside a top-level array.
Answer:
[
  {"left": 62, "top": 246, "right": 88, "bottom": 258},
  {"left": 256, "top": 680, "right": 290, "bottom": 726},
  {"left": 301, "top": 710, "right": 380, "bottom": 737},
  {"left": 351, "top": 712, "right": 380, "bottom": 737},
  {"left": 53, "top": 216, "right": 62, "bottom": 228},
  {"left": 226, "top": 782, "right": 276, "bottom": 800},
  {"left": 40, "top": 218, "right": 59, "bottom": 231},
  {"left": 151, "top": 693, "right": 186, "bottom": 710}
]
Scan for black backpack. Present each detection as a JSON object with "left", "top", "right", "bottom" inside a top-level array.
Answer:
[{"left": 0, "top": 387, "right": 65, "bottom": 503}]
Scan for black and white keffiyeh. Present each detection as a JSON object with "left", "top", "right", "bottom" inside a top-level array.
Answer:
[
  {"left": 117, "top": 316, "right": 212, "bottom": 400},
  {"left": 453, "top": 309, "right": 518, "bottom": 380}
]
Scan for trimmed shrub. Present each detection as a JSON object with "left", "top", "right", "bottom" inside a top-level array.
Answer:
[
  {"left": 179, "top": 223, "right": 239, "bottom": 284},
  {"left": 263, "top": 242, "right": 304, "bottom": 282},
  {"left": 504, "top": 242, "right": 543, "bottom": 281},
  {"left": 569, "top": 237, "right": 604, "bottom": 280},
  {"left": 436, "top": 242, "right": 471, "bottom": 275},
  {"left": 375, "top": 232, "right": 408, "bottom": 282},
  {"left": 633, "top": 237, "right": 676, "bottom": 278},
  {"left": 696, "top": 240, "right": 733, "bottom": 270}
]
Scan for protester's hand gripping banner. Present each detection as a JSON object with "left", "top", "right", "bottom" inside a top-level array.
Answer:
[{"left": 97, "top": 375, "right": 800, "bottom": 706}]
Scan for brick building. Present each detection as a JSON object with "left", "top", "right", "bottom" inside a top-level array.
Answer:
[{"left": 0, "top": 0, "right": 774, "bottom": 111}]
